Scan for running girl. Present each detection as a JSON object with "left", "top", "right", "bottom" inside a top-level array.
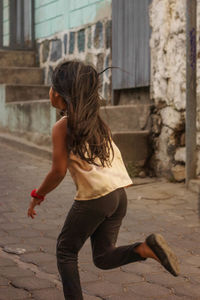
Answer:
[{"left": 28, "top": 60, "right": 180, "bottom": 300}]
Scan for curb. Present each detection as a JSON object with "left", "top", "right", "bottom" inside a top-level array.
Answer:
[
  {"left": 1, "top": 131, "right": 199, "bottom": 194},
  {"left": 188, "top": 179, "right": 200, "bottom": 194},
  {"left": 0, "top": 132, "right": 52, "bottom": 161}
]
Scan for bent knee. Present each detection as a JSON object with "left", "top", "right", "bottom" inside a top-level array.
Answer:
[{"left": 93, "top": 257, "right": 110, "bottom": 270}]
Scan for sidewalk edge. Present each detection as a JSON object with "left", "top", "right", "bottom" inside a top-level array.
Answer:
[{"left": 0, "top": 132, "right": 52, "bottom": 161}]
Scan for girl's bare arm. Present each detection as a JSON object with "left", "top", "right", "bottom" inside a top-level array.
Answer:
[{"left": 36, "top": 117, "right": 68, "bottom": 196}]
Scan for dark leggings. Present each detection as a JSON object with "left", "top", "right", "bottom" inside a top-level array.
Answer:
[{"left": 56, "top": 187, "right": 147, "bottom": 300}]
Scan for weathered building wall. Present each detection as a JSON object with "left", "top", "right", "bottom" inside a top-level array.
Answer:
[
  {"left": 36, "top": 20, "right": 112, "bottom": 102},
  {"left": 149, "top": 0, "right": 200, "bottom": 181},
  {"left": 36, "top": 0, "right": 112, "bottom": 102},
  {"left": 35, "top": 0, "right": 111, "bottom": 39}
]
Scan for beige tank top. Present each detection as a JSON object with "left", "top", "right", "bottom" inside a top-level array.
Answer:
[{"left": 68, "top": 140, "right": 133, "bottom": 200}]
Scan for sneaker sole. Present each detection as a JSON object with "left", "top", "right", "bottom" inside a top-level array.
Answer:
[{"left": 145, "top": 233, "right": 180, "bottom": 277}]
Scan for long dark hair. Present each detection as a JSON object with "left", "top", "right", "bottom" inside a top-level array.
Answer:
[{"left": 51, "top": 59, "right": 114, "bottom": 167}]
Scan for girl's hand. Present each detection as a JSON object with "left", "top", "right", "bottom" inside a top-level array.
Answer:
[{"left": 27, "top": 198, "right": 43, "bottom": 219}]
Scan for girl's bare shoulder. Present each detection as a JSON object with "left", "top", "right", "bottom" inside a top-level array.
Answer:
[{"left": 53, "top": 116, "right": 68, "bottom": 135}]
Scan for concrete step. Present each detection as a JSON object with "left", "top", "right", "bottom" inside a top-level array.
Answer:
[
  {"left": 0, "top": 84, "right": 56, "bottom": 137},
  {"left": 5, "top": 84, "right": 50, "bottom": 102},
  {"left": 0, "top": 129, "right": 150, "bottom": 178},
  {"left": 0, "top": 129, "right": 155, "bottom": 182},
  {"left": 0, "top": 67, "right": 44, "bottom": 85},
  {"left": 5, "top": 99, "right": 52, "bottom": 134},
  {"left": 0, "top": 131, "right": 52, "bottom": 160},
  {"left": 100, "top": 104, "right": 152, "bottom": 131},
  {"left": 112, "top": 130, "right": 150, "bottom": 167},
  {"left": 188, "top": 179, "right": 200, "bottom": 193},
  {"left": 0, "top": 50, "right": 36, "bottom": 67}
]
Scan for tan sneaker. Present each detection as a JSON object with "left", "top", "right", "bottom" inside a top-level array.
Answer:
[{"left": 145, "top": 233, "right": 180, "bottom": 277}]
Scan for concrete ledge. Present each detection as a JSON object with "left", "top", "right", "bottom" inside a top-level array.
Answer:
[
  {"left": 0, "top": 67, "right": 44, "bottom": 85},
  {"left": 5, "top": 100, "right": 52, "bottom": 134},
  {"left": 112, "top": 130, "right": 150, "bottom": 166},
  {"left": 100, "top": 104, "right": 152, "bottom": 131},
  {"left": 0, "top": 130, "right": 150, "bottom": 166},
  {"left": 0, "top": 50, "right": 35, "bottom": 67},
  {"left": 0, "top": 131, "right": 52, "bottom": 161},
  {"left": 6, "top": 84, "right": 50, "bottom": 102},
  {"left": 188, "top": 179, "right": 200, "bottom": 193},
  {"left": 0, "top": 84, "right": 56, "bottom": 136}
]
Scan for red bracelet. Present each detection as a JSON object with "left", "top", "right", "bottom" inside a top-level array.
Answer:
[{"left": 31, "top": 189, "right": 45, "bottom": 201}]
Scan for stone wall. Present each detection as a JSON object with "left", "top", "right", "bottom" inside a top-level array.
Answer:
[
  {"left": 148, "top": 0, "right": 200, "bottom": 181},
  {"left": 36, "top": 18, "right": 112, "bottom": 103}
]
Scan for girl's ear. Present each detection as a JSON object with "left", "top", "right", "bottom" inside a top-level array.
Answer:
[{"left": 54, "top": 91, "right": 60, "bottom": 98}]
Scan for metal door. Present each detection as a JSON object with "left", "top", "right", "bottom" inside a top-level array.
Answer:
[{"left": 112, "top": 0, "right": 152, "bottom": 90}]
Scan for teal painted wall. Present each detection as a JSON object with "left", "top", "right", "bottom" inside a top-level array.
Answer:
[
  {"left": 35, "top": 0, "right": 111, "bottom": 39},
  {"left": 35, "top": 0, "right": 66, "bottom": 39},
  {"left": 69, "top": 0, "right": 111, "bottom": 29},
  {"left": 3, "top": 0, "right": 9, "bottom": 46}
]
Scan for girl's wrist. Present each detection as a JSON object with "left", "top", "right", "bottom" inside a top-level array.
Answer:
[
  {"left": 35, "top": 188, "right": 46, "bottom": 197},
  {"left": 31, "top": 189, "right": 45, "bottom": 201}
]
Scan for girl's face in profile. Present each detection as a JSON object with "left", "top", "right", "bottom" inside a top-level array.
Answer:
[
  {"left": 49, "top": 87, "right": 58, "bottom": 108},
  {"left": 49, "top": 87, "right": 57, "bottom": 108},
  {"left": 49, "top": 87, "right": 67, "bottom": 111}
]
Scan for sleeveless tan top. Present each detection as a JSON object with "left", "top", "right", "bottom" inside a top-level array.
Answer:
[{"left": 68, "top": 140, "right": 133, "bottom": 200}]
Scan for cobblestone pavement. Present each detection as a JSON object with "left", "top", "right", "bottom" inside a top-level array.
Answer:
[{"left": 0, "top": 142, "right": 200, "bottom": 300}]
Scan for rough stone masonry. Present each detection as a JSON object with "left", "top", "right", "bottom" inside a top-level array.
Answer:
[
  {"left": 36, "top": 19, "right": 112, "bottom": 103},
  {"left": 149, "top": 0, "right": 200, "bottom": 181}
]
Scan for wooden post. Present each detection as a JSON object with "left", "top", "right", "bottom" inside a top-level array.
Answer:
[{"left": 186, "top": 0, "right": 197, "bottom": 186}]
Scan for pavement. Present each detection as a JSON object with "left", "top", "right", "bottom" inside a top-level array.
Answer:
[{"left": 0, "top": 141, "right": 200, "bottom": 300}]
